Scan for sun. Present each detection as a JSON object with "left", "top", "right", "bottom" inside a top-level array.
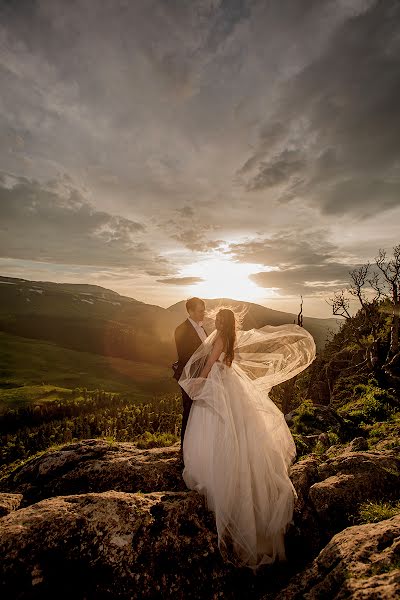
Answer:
[{"left": 181, "top": 257, "right": 276, "bottom": 303}]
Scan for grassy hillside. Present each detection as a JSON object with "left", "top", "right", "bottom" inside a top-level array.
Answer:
[
  {"left": 0, "top": 331, "right": 177, "bottom": 413},
  {"left": 0, "top": 276, "right": 174, "bottom": 365}
]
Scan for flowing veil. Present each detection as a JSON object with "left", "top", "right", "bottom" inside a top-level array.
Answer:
[
  {"left": 178, "top": 322, "right": 316, "bottom": 570},
  {"left": 179, "top": 323, "right": 316, "bottom": 418}
]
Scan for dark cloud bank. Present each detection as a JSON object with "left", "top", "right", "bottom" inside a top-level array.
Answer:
[{"left": 0, "top": 1, "right": 399, "bottom": 309}]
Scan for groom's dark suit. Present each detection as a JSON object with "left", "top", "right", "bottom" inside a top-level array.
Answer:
[{"left": 173, "top": 318, "right": 208, "bottom": 451}]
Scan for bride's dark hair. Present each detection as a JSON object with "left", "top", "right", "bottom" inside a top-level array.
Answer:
[{"left": 218, "top": 309, "right": 236, "bottom": 367}]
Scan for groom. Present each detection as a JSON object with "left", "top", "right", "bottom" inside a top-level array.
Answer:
[{"left": 173, "top": 297, "right": 207, "bottom": 459}]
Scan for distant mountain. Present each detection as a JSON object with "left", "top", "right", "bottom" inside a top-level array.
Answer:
[
  {"left": 0, "top": 276, "right": 340, "bottom": 365},
  {"left": 0, "top": 276, "right": 172, "bottom": 364}
]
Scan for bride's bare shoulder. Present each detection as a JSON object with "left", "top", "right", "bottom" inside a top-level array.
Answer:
[{"left": 212, "top": 333, "right": 225, "bottom": 352}]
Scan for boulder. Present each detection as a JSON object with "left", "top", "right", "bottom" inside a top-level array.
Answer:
[
  {"left": 274, "top": 514, "right": 400, "bottom": 599},
  {"left": 284, "top": 456, "right": 326, "bottom": 562},
  {"left": 0, "top": 439, "right": 186, "bottom": 507},
  {"left": 284, "top": 449, "right": 400, "bottom": 564},
  {"left": 309, "top": 451, "right": 400, "bottom": 537},
  {"left": 348, "top": 436, "right": 369, "bottom": 452},
  {"left": 0, "top": 489, "right": 273, "bottom": 600}
]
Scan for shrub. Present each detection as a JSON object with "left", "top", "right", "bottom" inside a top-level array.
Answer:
[
  {"left": 292, "top": 433, "right": 310, "bottom": 459},
  {"left": 292, "top": 400, "right": 317, "bottom": 434},
  {"left": 313, "top": 440, "right": 326, "bottom": 455},
  {"left": 327, "top": 431, "right": 340, "bottom": 445},
  {"left": 134, "top": 431, "right": 178, "bottom": 449},
  {"left": 338, "top": 379, "right": 397, "bottom": 424}
]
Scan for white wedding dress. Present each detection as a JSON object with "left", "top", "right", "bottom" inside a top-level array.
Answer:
[{"left": 178, "top": 324, "right": 316, "bottom": 572}]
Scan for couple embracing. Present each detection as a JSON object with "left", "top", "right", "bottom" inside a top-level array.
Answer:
[{"left": 172, "top": 296, "right": 316, "bottom": 572}]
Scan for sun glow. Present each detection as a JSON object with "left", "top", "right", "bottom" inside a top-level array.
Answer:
[{"left": 181, "top": 257, "right": 276, "bottom": 303}]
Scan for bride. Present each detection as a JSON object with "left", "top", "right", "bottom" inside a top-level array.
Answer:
[{"left": 178, "top": 307, "right": 316, "bottom": 572}]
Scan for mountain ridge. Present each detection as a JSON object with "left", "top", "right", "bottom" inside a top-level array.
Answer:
[
  {"left": 0, "top": 275, "right": 340, "bottom": 362},
  {"left": 1, "top": 275, "right": 340, "bottom": 323}
]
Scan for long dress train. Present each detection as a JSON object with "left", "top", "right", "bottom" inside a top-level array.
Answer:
[{"left": 178, "top": 324, "right": 316, "bottom": 572}]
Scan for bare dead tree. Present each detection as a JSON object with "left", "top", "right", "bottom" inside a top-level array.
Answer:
[
  {"left": 328, "top": 287, "right": 367, "bottom": 352},
  {"left": 282, "top": 296, "right": 304, "bottom": 412},
  {"left": 329, "top": 288, "right": 352, "bottom": 320},
  {"left": 297, "top": 295, "right": 303, "bottom": 327},
  {"left": 375, "top": 245, "right": 400, "bottom": 361},
  {"left": 327, "top": 263, "right": 382, "bottom": 368},
  {"left": 349, "top": 263, "right": 383, "bottom": 366}
]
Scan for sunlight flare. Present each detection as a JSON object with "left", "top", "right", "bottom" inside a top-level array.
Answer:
[{"left": 181, "top": 257, "right": 277, "bottom": 302}]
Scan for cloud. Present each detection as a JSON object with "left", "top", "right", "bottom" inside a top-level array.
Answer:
[
  {"left": 4, "top": 0, "right": 399, "bottom": 226},
  {"left": 159, "top": 209, "right": 226, "bottom": 253},
  {"left": 0, "top": 178, "right": 172, "bottom": 275},
  {"left": 176, "top": 205, "right": 195, "bottom": 218},
  {"left": 172, "top": 228, "right": 225, "bottom": 252},
  {"left": 245, "top": 149, "right": 306, "bottom": 192},
  {"left": 249, "top": 263, "right": 359, "bottom": 296},
  {"left": 226, "top": 230, "right": 365, "bottom": 295},
  {"left": 156, "top": 276, "right": 205, "bottom": 285},
  {"left": 236, "top": 0, "right": 400, "bottom": 218},
  {"left": 226, "top": 230, "right": 337, "bottom": 267}
]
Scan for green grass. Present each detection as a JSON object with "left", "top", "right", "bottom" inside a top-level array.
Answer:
[
  {"left": 0, "top": 384, "right": 72, "bottom": 410},
  {"left": 355, "top": 499, "right": 400, "bottom": 524},
  {"left": 0, "top": 331, "right": 177, "bottom": 412},
  {"left": 337, "top": 380, "right": 397, "bottom": 424},
  {"left": 363, "top": 412, "right": 400, "bottom": 450},
  {"left": 133, "top": 431, "right": 179, "bottom": 449}
]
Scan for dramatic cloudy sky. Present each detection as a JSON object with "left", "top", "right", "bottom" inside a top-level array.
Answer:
[{"left": 1, "top": 0, "right": 399, "bottom": 317}]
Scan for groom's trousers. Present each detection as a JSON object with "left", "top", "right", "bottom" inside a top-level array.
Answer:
[{"left": 180, "top": 387, "right": 193, "bottom": 451}]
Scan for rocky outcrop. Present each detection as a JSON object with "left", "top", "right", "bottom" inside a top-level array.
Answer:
[
  {"left": 275, "top": 514, "right": 400, "bottom": 599},
  {"left": 0, "top": 439, "right": 186, "bottom": 507},
  {"left": 1, "top": 490, "right": 261, "bottom": 599},
  {"left": 282, "top": 448, "right": 400, "bottom": 566},
  {"left": 1, "top": 439, "right": 399, "bottom": 599}
]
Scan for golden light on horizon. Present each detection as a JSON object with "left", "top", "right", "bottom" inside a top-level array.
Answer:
[{"left": 182, "top": 257, "right": 278, "bottom": 303}]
